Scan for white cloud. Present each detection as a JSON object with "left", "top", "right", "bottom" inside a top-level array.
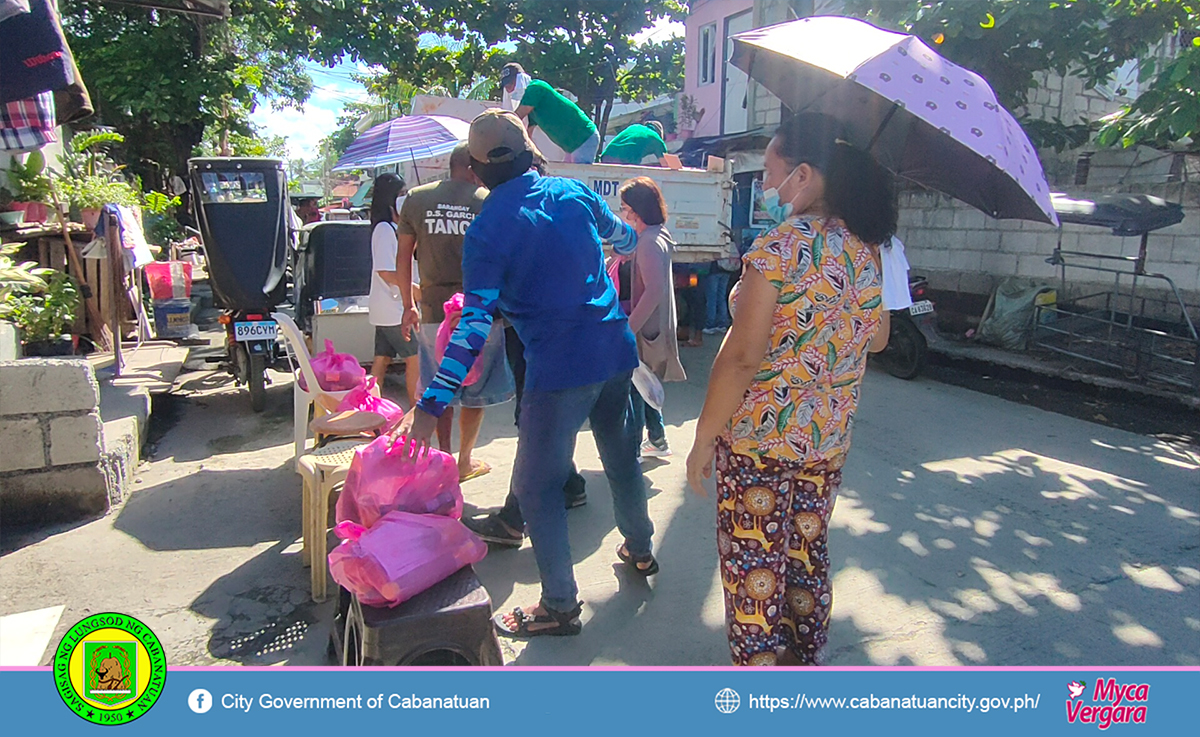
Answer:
[
  {"left": 633, "top": 16, "right": 685, "bottom": 46},
  {"left": 251, "top": 104, "right": 339, "bottom": 160},
  {"left": 253, "top": 59, "right": 370, "bottom": 160}
]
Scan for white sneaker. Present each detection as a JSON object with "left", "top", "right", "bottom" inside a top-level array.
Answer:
[{"left": 640, "top": 439, "right": 672, "bottom": 458}]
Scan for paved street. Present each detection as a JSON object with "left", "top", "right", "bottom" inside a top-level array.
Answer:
[{"left": 2, "top": 341, "right": 1197, "bottom": 667}]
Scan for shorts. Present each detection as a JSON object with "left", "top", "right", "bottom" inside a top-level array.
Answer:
[
  {"left": 416, "top": 322, "right": 515, "bottom": 408},
  {"left": 374, "top": 325, "right": 418, "bottom": 360}
]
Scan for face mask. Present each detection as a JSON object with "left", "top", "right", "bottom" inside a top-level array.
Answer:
[
  {"left": 395, "top": 194, "right": 407, "bottom": 215},
  {"left": 761, "top": 165, "right": 801, "bottom": 225}
]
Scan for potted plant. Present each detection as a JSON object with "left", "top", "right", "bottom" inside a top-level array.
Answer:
[
  {"left": 0, "top": 187, "right": 23, "bottom": 227},
  {"left": 0, "top": 242, "right": 52, "bottom": 358},
  {"left": 54, "top": 130, "right": 137, "bottom": 230},
  {"left": 5, "top": 270, "right": 80, "bottom": 356},
  {"left": 6, "top": 150, "right": 53, "bottom": 223},
  {"left": 63, "top": 175, "right": 140, "bottom": 230}
]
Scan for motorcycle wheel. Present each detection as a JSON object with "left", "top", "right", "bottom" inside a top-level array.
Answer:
[
  {"left": 880, "top": 314, "right": 927, "bottom": 380},
  {"left": 248, "top": 352, "right": 267, "bottom": 412}
]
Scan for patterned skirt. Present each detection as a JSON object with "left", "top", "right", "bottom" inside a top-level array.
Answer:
[{"left": 715, "top": 438, "right": 842, "bottom": 666}]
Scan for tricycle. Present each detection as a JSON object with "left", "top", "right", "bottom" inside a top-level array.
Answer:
[{"left": 188, "top": 157, "right": 292, "bottom": 411}]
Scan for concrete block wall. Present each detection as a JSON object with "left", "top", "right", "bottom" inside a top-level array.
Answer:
[
  {"left": 0, "top": 359, "right": 111, "bottom": 527},
  {"left": 895, "top": 184, "right": 1200, "bottom": 322}
]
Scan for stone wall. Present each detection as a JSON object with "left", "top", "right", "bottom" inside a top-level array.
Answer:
[
  {"left": 895, "top": 183, "right": 1200, "bottom": 321},
  {"left": 0, "top": 359, "right": 111, "bottom": 527}
]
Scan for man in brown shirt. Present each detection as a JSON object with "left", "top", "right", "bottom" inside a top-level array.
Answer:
[{"left": 396, "top": 143, "right": 514, "bottom": 481}]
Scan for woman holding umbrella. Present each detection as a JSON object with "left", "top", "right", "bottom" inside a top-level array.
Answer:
[{"left": 686, "top": 113, "right": 895, "bottom": 666}]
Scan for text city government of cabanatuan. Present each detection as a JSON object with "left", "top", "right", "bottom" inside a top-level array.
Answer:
[{"left": 221, "top": 693, "right": 491, "bottom": 711}]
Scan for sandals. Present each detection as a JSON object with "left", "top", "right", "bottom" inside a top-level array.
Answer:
[
  {"left": 616, "top": 543, "right": 659, "bottom": 577},
  {"left": 493, "top": 601, "right": 584, "bottom": 638}
]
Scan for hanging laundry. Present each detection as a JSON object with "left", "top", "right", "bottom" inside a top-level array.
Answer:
[
  {"left": 93, "top": 204, "right": 155, "bottom": 269},
  {"left": 0, "top": 0, "right": 75, "bottom": 104},
  {"left": 0, "top": 90, "right": 56, "bottom": 151},
  {"left": 0, "top": 1, "right": 31, "bottom": 24},
  {"left": 53, "top": 49, "right": 93, "bottom": 124}
]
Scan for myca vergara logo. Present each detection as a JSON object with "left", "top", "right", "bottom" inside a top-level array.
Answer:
[
  {"left": 53, "top": 613, "right": 166, "bottom": 726},
  {"left": 1066, "top": 678, "right": 1149, "bottom": 730}
]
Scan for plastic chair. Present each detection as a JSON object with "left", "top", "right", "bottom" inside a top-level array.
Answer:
[
  {"left": 296, "top": 438, "right": 365, "bottom": 602},
  {"left": 272, "top": 312, "right": 356, "bottom": 467}
]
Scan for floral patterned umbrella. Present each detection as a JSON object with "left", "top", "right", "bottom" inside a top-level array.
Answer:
[{"left": 730, "top": 16, "right": 1059, "bottom": 225}]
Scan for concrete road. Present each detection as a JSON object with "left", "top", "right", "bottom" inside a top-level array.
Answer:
[{"left": 2, "top": 341, "right": 1197, "bottom": 667}]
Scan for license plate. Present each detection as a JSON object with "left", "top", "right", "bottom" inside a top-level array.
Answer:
[
  {"left": 234, "top": 320, "right": 277, "bottom": 342},
  {"left": 909, "top": 300, "right": 934, "bottom": 316}
]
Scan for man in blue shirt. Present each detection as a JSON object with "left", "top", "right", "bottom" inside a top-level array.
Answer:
[{"left": 393, "top": 109, "right": 657, "bottom": 637}]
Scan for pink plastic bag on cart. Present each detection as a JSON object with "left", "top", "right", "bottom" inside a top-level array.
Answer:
[
  {"left": 328, "top": 512, "right": 487, "bottom": 607},
  {"left": 298, "top": 339, "right": 365, "bottom": 392},
  {"left": 335, "top": 376, "right": 404, "bottom": 431},
  {"left": 336, "top": 434, "right": 463, "bottom": 528},
  {"left": 435, "top": 294, "right": 483, "bottom": 386}
]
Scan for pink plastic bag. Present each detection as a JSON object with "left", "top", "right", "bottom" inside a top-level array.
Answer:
[
  {"left": 328, "top": 512, "right": 487, "bottom": 607},
  {"left": 298, "top": 339, "right": 366, "bottom": 392},
  {"left": 435, "top": 294, "right": 483, "bottom": 386},
  {"left": 144, "top": 261, "right": 193, "bottom": 300},
  {"left": 335, "top": 376, "right": 404, "bottom": 432},
  {"left": 336, "top": 434, "right": 463, "bottom": 528}
]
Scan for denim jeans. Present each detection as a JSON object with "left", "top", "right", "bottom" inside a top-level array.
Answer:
[
  {"left": 630, "top": 384, "right": 665, "bottom": 445},
  {"left": 498, "top": 326, "right": 586, "bottom": 532},
  {"left": 683, "top": 283, "right": 706, "bottom": 333},
  {"left": 512, "top": 372, "right": 654, "bottom": 611},
  {"left": 704, "top": 270, "right": 732, "bottom": 329}
]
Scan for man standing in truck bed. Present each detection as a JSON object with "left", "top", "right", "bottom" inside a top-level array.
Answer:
[{"left": 512, "top": 77, "right": 600, "bottom": 164}]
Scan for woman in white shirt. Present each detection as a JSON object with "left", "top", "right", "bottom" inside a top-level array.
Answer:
[{"left": 368, "top": 173, "right": 420, "bottom": 406}]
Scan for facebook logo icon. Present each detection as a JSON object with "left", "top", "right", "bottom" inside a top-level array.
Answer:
[{"left": 188, "top": 689, "right": 213, "bottom": 714}]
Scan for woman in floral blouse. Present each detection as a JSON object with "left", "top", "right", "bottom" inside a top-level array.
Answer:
[{"left": 686, "top": 113, "right": 897, "bottom": 666}]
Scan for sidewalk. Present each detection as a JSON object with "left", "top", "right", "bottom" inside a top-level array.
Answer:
[{"left": 928, "top": 338, "right": 1200, "bottom": 410}]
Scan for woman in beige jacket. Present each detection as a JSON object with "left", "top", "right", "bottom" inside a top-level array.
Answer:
[{"left": 618, "top": 177, "right": 686, "bottom": 458}]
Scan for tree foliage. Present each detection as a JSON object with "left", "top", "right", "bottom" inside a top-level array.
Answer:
[
  {"left": 845, "top": 1, "right": 1196, "bottom": 149},
  {"left": 62, "top": 0, "right": 312, "bottom": 185},
  {"left": 1098, "top": 32, "right": 1200, "bottom": 149}
]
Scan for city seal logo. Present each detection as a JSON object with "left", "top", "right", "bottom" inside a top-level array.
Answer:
[{"left": 53, "top": 613, "right": 166, "bottom": 726}]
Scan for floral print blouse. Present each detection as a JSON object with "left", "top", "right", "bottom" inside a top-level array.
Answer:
[{"left": 727, "top": 215, "right": 882, "bottom": 468}]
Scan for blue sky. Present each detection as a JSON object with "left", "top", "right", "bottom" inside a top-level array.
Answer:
[{"left": 251, "top": 19, "right": 685, "bottom": 161}]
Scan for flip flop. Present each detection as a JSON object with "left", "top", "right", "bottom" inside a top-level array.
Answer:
[{"left": 459, "top": 460, "right": 492, "bottom": 483}]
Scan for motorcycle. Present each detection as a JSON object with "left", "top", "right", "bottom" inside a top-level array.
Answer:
[
  {"left": 189, "top": 157, "right": 291, "bottom": 411},
  {"left": 877, "top": 275, "right": 939, "bottom": 380},
  {"left": 218, "top": 309, "right": 283, "bottom": 412}
]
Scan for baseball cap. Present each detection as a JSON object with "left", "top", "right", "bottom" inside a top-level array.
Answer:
[
  {"left": 469, "top": 108, "right": 536, "bottom": 164},
  {"left": 499, "top": 63, "right": 523, "bottom": 86}
]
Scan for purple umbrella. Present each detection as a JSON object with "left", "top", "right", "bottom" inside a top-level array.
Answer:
[
  {"left": 332, "top": 115, "right": 471, "bottom": 172},
  {"left": 731, "top": 16, "right": 1059, "bottom": 225}
]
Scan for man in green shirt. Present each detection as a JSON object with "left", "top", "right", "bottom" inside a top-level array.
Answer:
[
  {"left": 600, "top": 121, "right": 668, "bottom": 166},
  {"left": 514, "top": 79, "right": 600, "bottom": 163}
]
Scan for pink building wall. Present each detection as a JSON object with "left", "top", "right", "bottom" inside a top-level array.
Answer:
[{"left": 683, "top": 0, "right": 754, "bottom": 139}]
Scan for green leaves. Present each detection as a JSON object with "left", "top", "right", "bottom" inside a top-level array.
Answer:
[{"left": 1097, "top": 43, "right": 1200, "bottom": 149}]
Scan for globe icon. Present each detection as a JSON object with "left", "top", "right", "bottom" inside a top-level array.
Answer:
[{"left": 715, "top": 688, "right": 741, "bottom": 714}]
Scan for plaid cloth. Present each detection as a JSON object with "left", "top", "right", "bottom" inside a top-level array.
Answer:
[{"left": 0, "top": 91, "right": 57, "bottom": 151}]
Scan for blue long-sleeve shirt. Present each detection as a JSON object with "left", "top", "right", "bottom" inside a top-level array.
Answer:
[{"left": 417, "top": 171, "right": 638, "bottom": 417}]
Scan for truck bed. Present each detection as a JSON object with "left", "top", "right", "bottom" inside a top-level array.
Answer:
[{"left": 545, "top": 162, "right": 734, "bottom": 263}]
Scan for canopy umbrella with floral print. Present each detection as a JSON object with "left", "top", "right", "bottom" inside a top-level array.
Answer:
[{"left": 730, "top": 15, "right": 1058, "bottom": 226}]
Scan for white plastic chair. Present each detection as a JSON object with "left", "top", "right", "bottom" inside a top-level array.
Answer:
[{"left": 272, "top": 312, "right": 356, "bottom": 468}]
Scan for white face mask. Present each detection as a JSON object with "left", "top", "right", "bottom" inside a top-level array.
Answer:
[{"left": 394, "top": 194, "right": 407, "bottom": 215}]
